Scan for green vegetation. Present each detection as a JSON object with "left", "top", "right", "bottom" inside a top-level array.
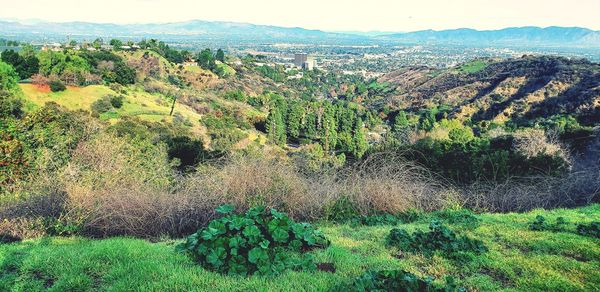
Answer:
[
  {"left": 1, "top": 38, "right": 599, "bottom": 291},
  {"left": 332, "top": 269, "right": 463, "bottom": 291},
  {"left": 178, "top": 205, "right": 329, "bottom": 276},
  {"left": 1, "top": 205, "right": 599, "bottom": 290},
  {"left": 386, "top": 221, "right": 488, "bottom": 259},
  {"left": 0, "top": 48, "right": 39, "bottom": 80},
  {"left": 577, "top": 222, "right": 600, "bottom": 238},
  {"left": 457, "top": 59, "right": 488, "bottom": 74}
]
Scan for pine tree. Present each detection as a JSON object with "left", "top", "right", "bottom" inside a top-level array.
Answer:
[
  {"left": 394, "top": 111, "right": 409, "bottom": 131},
  {"left": 321, "top": 103, "right": 338, "bottom": 151},
  {"left": 266, "top": 108, "right": 287, "bottom": 146},
  {"left": 287, "top": 102, "right": 304, "bottom": 141},
  {"left": 352, "top": 119, "right": 368, "bottom": 158},
  {"left": 215, "top": 49, "right": 225, "bottom": 62}
]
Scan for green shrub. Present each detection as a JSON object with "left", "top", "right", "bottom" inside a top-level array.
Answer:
[
  {"left": 396, "top": 209, "right": 425, "bottom": 223},
  {"left": 431, "top": 209, "right": 480, "bottom": 229},
  {"left": 109, "top": 95, "right": 125, "bottom": 108},
  {"left": 49, "top": 79, "right": 66, "bottom": 92},
  {"left": 332, "top": 269, "right": 464, "bottom": 292},
  {"left": 0, "top": 91, "right": 23, "bottom": 118},
  {"left": 529, "top": 215, "right": 569, "bottom": 232},
  {"left": 386, "top": 221, "right": 487, "bottom": 259},
  {"left": 91, "top": 96, "right": 114, "bottom": 117},
  {"left": 576, "top": 221, "right": 599, "bottom": 238},
  {"left": 43, "top": 216, "right": 83, "bottom": 236},
  {"left": 178, "top": 205, "right": 329, "bottom": 276},
  {"left": 324, "top": 196, "right": 359, "bottom": 223}
]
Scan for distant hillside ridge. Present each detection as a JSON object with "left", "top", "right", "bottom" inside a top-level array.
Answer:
[
  {"left": 379, "top": 26, "right": 600, "bottom": 47},
  {"left": 380, "top": 55, "right": 600, "bottom": 125},
  {"left": 0, "top": 19, "right": 366, "bottom": 43},
  {"left": 1, "top": 19, "right": 599, "bottom": 47}
]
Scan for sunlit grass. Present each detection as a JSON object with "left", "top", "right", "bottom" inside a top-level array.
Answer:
[{"left": 1, "top": 205, "right": 598, "bottom": 291}]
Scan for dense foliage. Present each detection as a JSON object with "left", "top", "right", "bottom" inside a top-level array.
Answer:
[
  {"left": 396, "top": 135, "right": 568, "bottom": 184},
  {"left": 265, "top": 96, "right": 369, "bottom": 158},
  {"left": 0, "top": 48, "right": 39, "bottom": 79},
  {"left": 386, "top": 221, "right": 487, "bottom": 259},
  {"left": 332, "top": 269, "right": 464, "bottom": 292},
  {"left": 178, "top": 205, "right": 329, "bottom": 276},
  {"left": 577, "top": 221, "right": 600, "bottom": 238},
  {"left": 529, "top": 215, "right": 569, "bottom": 232}
]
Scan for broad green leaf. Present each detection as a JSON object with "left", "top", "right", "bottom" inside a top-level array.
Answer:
[
  {"left": 216, "top": 204, "right": 235, "bottom": 214},
  {"left": 248, "top": 247, "right": 269, "bottom": 264}
]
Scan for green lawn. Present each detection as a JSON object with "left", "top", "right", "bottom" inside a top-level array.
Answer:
[{"left": 1, "top": 205, "right": 598, "bottom": 291}]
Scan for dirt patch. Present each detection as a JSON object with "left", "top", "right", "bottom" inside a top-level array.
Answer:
[{"left": 35, "top": 84, "right": 51, "bottom": 93}]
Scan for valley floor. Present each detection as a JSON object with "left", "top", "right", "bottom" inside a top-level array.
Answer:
[{"left": 1, "top": 205, "right": 599, "bottom": 291}]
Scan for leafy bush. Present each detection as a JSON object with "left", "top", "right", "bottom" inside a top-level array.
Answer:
[
  {"left": 109, "top": 95, "right": 125, "bottom": 108},
  {"left": 0, "top": 91, "right": 23, "bottom": 118},
  {"left": 401, "top": 136, "right": 569, "bottom": 184},
  {"left": 431, "top": 209, "right": 480, "bottom": 229},
  {"left": 576, "top": 221, "right": 599, "bottom": 238},
  {"left": 332, "top": 269, "right": 464, "bottom": 292},
  {"left": 178, "top": 205, "right": 330, "bottom": 276},
  {"left": 386, "top": 221, "right": 487, "bottom": 259},
  {"left": 529, "top": 215, "right": 568, "bottom": 232},
  {"left": 90, "top": 96, "right": 114, "bottom": 117},
  {"left": 49, "top": 79, "right": 66, "bottom": 92},
  {"left": 324, "top": 196, "right": 360, "bottom": 223}
]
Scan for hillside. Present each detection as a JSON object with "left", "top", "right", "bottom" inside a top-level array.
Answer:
[
  {"left": 380, "top": 55, "right": 600, "bottom": 125},
  {"left": 2, "top": 20, "right": 599, "bottom": 47},
  {"left": 380, "top": 27, "right": 600, "bottom": 47},
  {"left": 1, "top": 205, "right": 598, "bottom": 291},
  {"left": 0, "top": 19, "right": 367, "bottom": 43}
]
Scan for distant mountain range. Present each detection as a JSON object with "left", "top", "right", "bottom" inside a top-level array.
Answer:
[
  {"left": 0, "top": 19, "right": 362, "bottom": 43},
  {"left": 1, "top": 19, "right": 599, "bottom": 47},
  {"left": 379, "top": 27, "right": 600, "bottom": 47}
]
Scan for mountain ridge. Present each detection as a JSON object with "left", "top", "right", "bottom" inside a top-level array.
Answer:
[{"left": 1, "top": 19, "right": 599, "bottom": 47}]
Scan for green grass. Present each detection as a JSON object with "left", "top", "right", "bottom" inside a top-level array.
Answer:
[
  {"left": 457, "top": 60, "right": 488, "bottom": 74},
  {"left": 19, "top": 84, "right": 206, "bottom": 130},
  {"left": 1, "top": 205, "right": 599, "bottom": 291}
]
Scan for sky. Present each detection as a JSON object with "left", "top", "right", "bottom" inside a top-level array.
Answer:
[{"left": 1, "top": 0, "right": 599, "bottom": 32}]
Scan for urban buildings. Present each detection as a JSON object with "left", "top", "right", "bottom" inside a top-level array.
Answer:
[{"left": 294, "top": 53, "right": 316, "bottom": 70}]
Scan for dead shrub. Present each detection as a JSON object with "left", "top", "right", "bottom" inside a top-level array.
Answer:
[
  {"left": 339, "top": 152, "right": 452, "bottom": 214},
  {"left": 61, "top": 133, "right": 176, "bottom": 237},
  {"left": 461, "top": 168, "right": 599, "bottom": 212}
]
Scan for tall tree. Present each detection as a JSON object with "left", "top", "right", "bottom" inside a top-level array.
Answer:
[
  {"left": 196, "top": 49, "right": 215, "bottom": 70},
  {"left": 0, "top": 61, "right": 19, "bottom": 92},
  {"left": 215, "top": 49, "right": 225, "bottom": 62},
  {"left": 286, "top": 102, "right": 304, "bottom": 141},
  {"left": 266, "top": 108, "right": 287, "bottom": 146},
  {"left": 352, "top": 119, "right": 368, "bottom": 158}
]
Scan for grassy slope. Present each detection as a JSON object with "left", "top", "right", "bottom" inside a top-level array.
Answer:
[
  {"left": 19, "top": 84, "right": 207, "bottom": 136},
  {"left": 457, "top": 60, "right": 488, "bottom": 74},
  {"left": 1, "top": 206, "right": 598, "bottom": 291}
]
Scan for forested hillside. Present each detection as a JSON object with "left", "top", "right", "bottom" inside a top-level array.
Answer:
[{"left": 1, "top": 38, "right": 599, "bottom": 292}]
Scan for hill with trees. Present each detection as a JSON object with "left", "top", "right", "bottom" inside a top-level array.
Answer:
[{"left": 0, "top": 38, "right": 599, "bottom": 291}]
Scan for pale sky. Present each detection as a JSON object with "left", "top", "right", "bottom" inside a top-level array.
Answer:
[{"left": 1, "top": 0, "right": 599, "bottom": 32}]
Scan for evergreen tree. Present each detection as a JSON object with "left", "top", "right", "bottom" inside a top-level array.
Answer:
[
  {"left": 394, "top": 110, "right": 409, "bottom": 131},
  {"left": 0, "top": 61, "right": 19, "bottom": 92},
  {"left": 287, "top": 102, "right": 304, "bottom": 141},
  {"left": 216, "top": 49, "right": 225, "bottom": 62},
  {"left": 266, "top": 108, "right": 287, "bottom": 146},
  {"left": 352, "top": 119, "right": 368, "bottom": 158},
  {"left": 197, "top": 49, "right": 216, "bottom": 70},
  {"left": 321, "top": 103, "right": 338, "bottom": 151}
]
